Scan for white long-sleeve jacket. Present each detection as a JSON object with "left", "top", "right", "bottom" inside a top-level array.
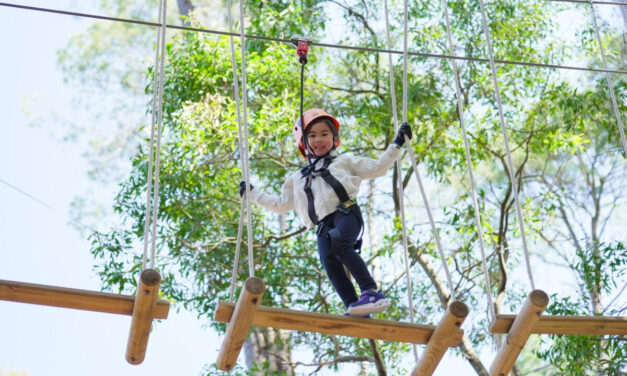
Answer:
[{"left": 249, "top": 144, "right": 401, "bottom": 229}]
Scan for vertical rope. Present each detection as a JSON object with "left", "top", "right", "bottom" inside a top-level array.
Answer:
[
  {"left": 402, "top": 0, "right": 409, "bottom": 125},
  {"left": 148, "top": 0, "right": 168, "bottom": 269},
  {"left": 441, "top": 0, "right": 496, "bottom": 323},
  {"left": 142, "top": 0, "right": 167, "bottom": 270},
  {"left": 406, "top": 146, "right": 457, "bottom": 299},
  {"left": 477, "top": 0, "right": 535, "bottom": 290},
  {"left": 384, "top": 0, "right": 417, "bottom": 361},
  {"left": 226, "top": 0, "right": 248, "bottom": 301},
  {"left": 238, "top": 0, "right": 255, "bottom": 278},
  {"left": 400, "top": 0, "right": 457, "bottom": 300},
  {"left": 588, "top": 0, "right": 627, "bottom": 156}
]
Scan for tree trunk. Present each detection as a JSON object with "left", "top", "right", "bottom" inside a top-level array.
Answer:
[{"left": 244, "top": 327, "right": 295, "bottom": 375}]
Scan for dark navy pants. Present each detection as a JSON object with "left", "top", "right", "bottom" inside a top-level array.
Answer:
[{"left": 316, "top": 206, "right": 377, "bottom": 308}]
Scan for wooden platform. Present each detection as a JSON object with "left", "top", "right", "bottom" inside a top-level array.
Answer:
[
  {"left": 0, "top": 279, "right": 170, "bottom": 319},
  {"left": 490, "top": 314, "right": 627, "bottom": 336},
  {"left": 214, "top": 301, "right": 463, "bottom": 346}
]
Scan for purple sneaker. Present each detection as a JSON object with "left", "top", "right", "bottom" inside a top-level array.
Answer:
[{"left": 347, "top": 290, "right": 391, "bottom": 316}]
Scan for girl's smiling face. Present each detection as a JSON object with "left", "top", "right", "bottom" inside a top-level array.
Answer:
[{"left": 306, "top": 121, "right": 338, "bottom": 157}]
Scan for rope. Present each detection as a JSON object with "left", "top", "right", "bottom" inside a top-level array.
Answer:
[
  {"left": 588, "top": 0, "right": 627, "bottom": 157},
  {"left": 399, "top": 0, "right": 458, "bottom": 301},
  {"left": 226, "top": 0, "right": 256, "bottom": 300},
  {"left": 0, "top": 177, "right": 101, "bottom": 234},
  {"left": 3, "top": 3, "right": 627, "bottom": 75},
  {"left": 440, "top": 0, "right": 496, "bottom": 323},
  {"left": 148, "top": 0, "right": 168, "bottom": 269},
  {"left": 230, "top": 199, "right": 247, "bottom": 301},
  {"left": 226, "top": 0, "right": 248, "bottom": 300},
  {"left": 142, "top": 0, "right": 167, "bottom": 270},
  {"left": 477, "top": 0, "right": 536, "bottom": 290},
  {"left": 384, "top": 0, "right": 417, "bottom": 361},
  {"left": 402, "top": 0, "right": 409, "bottom": 125},
  {"left": 239, "top": 0, "right": 255, "bottom": 278},
  {"left": 548, "top": 0, "right": 627, "bottom": 5}
]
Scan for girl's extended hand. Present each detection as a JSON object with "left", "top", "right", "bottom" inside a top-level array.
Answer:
[
  {"left": 394, "top": 122, "right": 412, "bottom": 147},
  {"left": 239, "top": 181, "right": 254, "bottom": 197}
]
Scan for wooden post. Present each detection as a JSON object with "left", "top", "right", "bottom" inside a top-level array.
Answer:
[
  {"left": 216, "top": 277, "right": 265, "bottom": 372},
  {"left": 125, "top": 269, "right": 162, "bottom": 365},
  {"left": 490, "top": 290, "right": 549, "bottom": 376},
  {"left": 411, "top": 301, "right": 469, "bottom": 376}
]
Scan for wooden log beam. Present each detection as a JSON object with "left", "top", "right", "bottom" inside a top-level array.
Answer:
[
  {"left": 215, "top": 302, "right": 463, "bottom": 346},
  {"left": 412, "top": 301, "right": 469, "bottom": 376},
  {"left": 490, "top": 290, "right": 549, "bottom": 376},
  {"left": 216, "top": 277, "right": 265, "bottom": 372},
  {"left": 126, "top": 269, "right": 162, "bottom": 365},
  {"left": 490, "top": 314, "right": 627, "bottom": 336},
  {"left": 0, "top": 279, "right": 170, "bottom": 319}
]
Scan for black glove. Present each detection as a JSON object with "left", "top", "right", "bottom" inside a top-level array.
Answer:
[
  {"left": 394, "top": 122, "right": 412, "bottom": 147},
  {"left": 239, "top": 181, "right": 254, "bottom": 197}
]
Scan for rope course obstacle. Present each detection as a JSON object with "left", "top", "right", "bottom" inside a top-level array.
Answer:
[
  {"left": 0, "top": 0, "right": 625, "bottom": 374},
  {"left": 215, "top": 0, "right": 469, "bottom": 375},
  {"left": 0, "top": 0, "right": 172, "bottom": 366}
]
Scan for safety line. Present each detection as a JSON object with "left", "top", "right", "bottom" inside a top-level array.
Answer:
[{"left": 1, "top": 2, "right": 627, "bottom": 75}]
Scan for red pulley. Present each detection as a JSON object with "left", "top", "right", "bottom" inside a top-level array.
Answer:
[{"left": 296, "top": 41, "right": 308, "bottom": 60}]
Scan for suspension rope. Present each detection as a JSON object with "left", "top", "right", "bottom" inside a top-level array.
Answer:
[
  {"left": 440, "top": 0, "right": 496, "bottom": 323},
  {"left": 2, "top": 3, "right": 627, "bottom": 75},
  {"left": 384, "top": 0, "right": 417, "bottom": 361},
  {"left": 226, "top": 0, "right": 251, "bottom": 300},
  {"left": 238, "top": 0, "right": 255, "bottom": 279},
  {"left": 588, "top": 0, "right": 627, "bottom": 156},
  {"left": 477, "top": 0, "right": 536, "bottom": 290},
  {"left": 226, "top": 0, "right": 255, "bottom": 300},
  {"left": 142, "top": 0, "right": 167, "bottom": 270},
  {"left": 399, "top": 1, "right": 458, "bottom": 301}
]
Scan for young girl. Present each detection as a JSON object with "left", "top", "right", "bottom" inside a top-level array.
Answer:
[{"left": 239, "top": 109, "right": 411, "bottom": 316}]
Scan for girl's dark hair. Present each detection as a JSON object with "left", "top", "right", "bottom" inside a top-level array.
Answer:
[{"left": 306, "top": 117, "right": 338, "bottom": 138}]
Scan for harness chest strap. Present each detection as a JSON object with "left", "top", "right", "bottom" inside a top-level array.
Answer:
[{"left": 301, "top": 155, "right": 350, "bottom": 224}]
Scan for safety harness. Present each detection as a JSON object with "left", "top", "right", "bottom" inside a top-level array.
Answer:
[{"left": 300, "top": 154, "right": 364, "bottom": 252}]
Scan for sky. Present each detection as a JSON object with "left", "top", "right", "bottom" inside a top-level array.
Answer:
[{"left": 0, "top": 1, "right": 624, "bottom": 376}]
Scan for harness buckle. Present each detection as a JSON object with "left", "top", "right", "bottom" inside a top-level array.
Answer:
[
  {"left": 336, "top": 204, "right": 350, "bottom": 214},
  {"left": 336, "top": 199, "right": 357, "bottom": 214}
]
